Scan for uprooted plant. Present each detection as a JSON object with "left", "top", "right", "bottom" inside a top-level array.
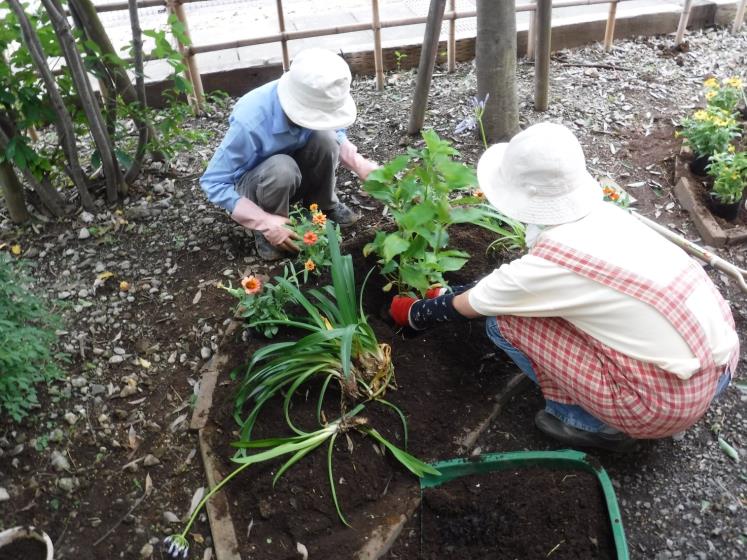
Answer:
[
  {"left": 234, "top": 220, "right": 395, "bottom": 440},
  {"left": 363, "top": 129, "right": 524, "bottom": 296}
]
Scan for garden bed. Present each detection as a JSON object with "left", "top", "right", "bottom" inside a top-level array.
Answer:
[
  {"left": 388, "top": 468, "right": 615, "bottom": 560},
  {"left": 202, "top": 225, "right": 518, "bottom": 559},
  {"left": 673, "top": 150, "right": 747, "bottom": 247}
]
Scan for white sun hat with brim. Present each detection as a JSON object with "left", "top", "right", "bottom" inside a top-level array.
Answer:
[
  {"left": 277, "top": 48, "right": 357, "bottom": 131},
  {"left": 477, "top": 122, "right": 602, "bottom": 225}
]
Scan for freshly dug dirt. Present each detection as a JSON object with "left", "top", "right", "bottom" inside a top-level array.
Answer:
[
  {"left": 386, "top": 469, "right": 615, "bottom": 560},
  {"left": 206, "top": 225, "right": 516, "bottom": 559}
]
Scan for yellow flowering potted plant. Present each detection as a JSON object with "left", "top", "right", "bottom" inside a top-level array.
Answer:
[
  {"left": 678, "top": 105, "right": 741, "bottom": 175},
  {"left": 706, "top": 148, "right": 747, "bottom": 220},
  {"left": 703, "top": 76, "right": 745, "bottom": 115}
]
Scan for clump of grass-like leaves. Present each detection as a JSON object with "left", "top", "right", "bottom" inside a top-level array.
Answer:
[{"left": 235, "top": 220, "right": 394, "bottom": 440}]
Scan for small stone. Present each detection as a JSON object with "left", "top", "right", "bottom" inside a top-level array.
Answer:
[
  {"left": 143, "top": 454, "right": 160, "bottom": 467},
  {"left": 162, "top": 511, "right": 180, "bottom": 523},
  {"left": 0, "top": 488, "right": 9, "bottom": 502},
  {"left": 91, "top": 384, "right": 106, "bottom": 396},
  {"left": 71, "top": 377, "right": 87, "bottom": 388},
  {"left": 200, "top": 347, "right": 212, "bottom": 360},
  {"left": 64, "top": 412, "right": 78, "bottom": 425},
  {"left": 51, "top": 450, "right": 71, "bottom": 472},
  {"left": 58, "top": 477, "right": 76, "bottom": 492},
  {"left": 109, "top": 355, "right": 124, "bottom": 365},
  {"left": 78, "top": 227, "right": 91, "bottom": 239},
  {"left": 113, "top": 347, "right": 126, "bottom": 355},
  {"left": 140, "top": 543, "right": 154, "bottom": 557}
]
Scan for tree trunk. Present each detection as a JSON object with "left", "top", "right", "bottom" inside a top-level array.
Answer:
[
  {"left": 41, "top": 0, "right": 124, "bottom": 202},
  {"left": 476, "top": 0, "right": 519, "bottom": 142},
  {"left": 68, "top": 0, "right": 164, "bottom": 162},
  {"left": 0, "top": 123, "right": 65, "bottom": 217},
  {"left": 6, "top": 0, "right": 95, "bottom": 212},
  {"left": 0, "top": 161, "right": 30, "bottom": 223},
  {"left": 407, "top": 0, "right": 447, "bottom": 135},
  {"left": 124, "top": 0, "right": 149, "bottom": 184}
]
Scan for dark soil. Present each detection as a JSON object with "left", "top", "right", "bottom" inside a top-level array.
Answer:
[
  {"left": 386, "top": 468, "right": 615, "bottom": 560},
  {"left": 206, "top": 225, "right": 514, "bottom": 559},
  {"left": 0, "top": 536, "right": 48, "bottom": 560}
]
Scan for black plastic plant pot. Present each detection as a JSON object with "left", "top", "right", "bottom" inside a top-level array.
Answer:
[
  {"left": 708, "top": 192, "right": 740, "bottom": 221},
  {"left": 419, "top": 450, "right": 629, "bottom": 560},
  {"left": 689, "top": 154, "right": 711, "bottom": 177}
]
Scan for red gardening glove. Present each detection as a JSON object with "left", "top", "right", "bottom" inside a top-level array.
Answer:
[
  {"left": 425, "top": 285, "right": 446, "bottom": 299},
  {"left": 389, "top": 296, "right": 418, "bottom": 327}
]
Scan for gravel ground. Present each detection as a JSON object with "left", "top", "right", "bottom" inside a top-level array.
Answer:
[{"left": 1, "top": 24, "right": 746, "bottom": 559}]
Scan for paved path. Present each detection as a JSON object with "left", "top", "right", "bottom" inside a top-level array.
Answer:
[{"left": 95, "top": 0, "right": 688, "bottom": 82}]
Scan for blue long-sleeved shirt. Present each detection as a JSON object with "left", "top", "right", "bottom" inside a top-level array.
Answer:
[{"left": 200, "top": 80, "right": 314, "bottom": 213}]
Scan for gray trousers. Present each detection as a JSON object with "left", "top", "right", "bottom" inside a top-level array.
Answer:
[{"left": 235, "top": 130, "right": 339, "bottom": 217}]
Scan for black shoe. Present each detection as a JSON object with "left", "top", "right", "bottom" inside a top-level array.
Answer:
[
  {"left": 254, "top": 231, "right": 285, "bottom": 261},
  {"left": 534, "top": 410, "right": 639, "bottom": 453},
  {"left": 325, "top": 202, "right": 360, "bottom": 227}
]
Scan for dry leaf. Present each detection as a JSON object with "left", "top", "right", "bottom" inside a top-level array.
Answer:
[
  {"left": 296, "top": 542, "right": 309, "bottom": 560},
  {"left": 97, "top": 271, "right": 114, "bottom": 281},
  {"left": 192, "top": 290, "right": 202, "bottom": 305},
  {"left": 10, "top": 244, "right": 21, "bottom": 256},
  {"left": 169, "top": 413, "right": 188, "bottom": 432},
  {"left": 128, "top": 425, "right": 141, "bottom": 452},
  {"left": 145, "top": 473, "right": 153, "bottom": 497},
  {"left": 187, "top": 487, "right": 205, "bottom": 518}
]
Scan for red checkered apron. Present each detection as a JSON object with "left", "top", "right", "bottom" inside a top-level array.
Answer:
[{"left": 498, "top": 239, "right": 738, "bottom": 438}]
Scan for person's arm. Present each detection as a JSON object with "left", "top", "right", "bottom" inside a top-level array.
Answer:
[
  {"left": 337, "top": 133, "right": 379, "bottom": 181},
  {"left": 202, "top": 122, "right": 298, "bottom": 250},
  {"left": 390, "top": 288, "right": 484, "bottom": 330}
]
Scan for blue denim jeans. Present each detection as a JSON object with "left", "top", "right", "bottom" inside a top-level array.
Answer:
[{"left": 485, "top": 316, "right": 732, "bottom": 434}]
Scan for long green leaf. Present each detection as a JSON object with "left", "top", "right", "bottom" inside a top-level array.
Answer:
[{"left": 327, "top": 433, "right": 350, "bottom": 526}]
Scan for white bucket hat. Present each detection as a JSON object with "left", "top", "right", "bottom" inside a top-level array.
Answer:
[
  {"left": 477, "top": 123, "right": 602, "bottom": 225},
  {"left": 277, "top": 48, "right": 357, "bottom": 131}
]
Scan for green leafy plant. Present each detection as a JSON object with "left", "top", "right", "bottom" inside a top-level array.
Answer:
[
  {"left": 288, "top": 203, "right": 341, "bottom": 281},
  {"left": 221, "top": 266, "right": 298, "bottom": 338},
  {"left": 707, "top": 149, "right": 747, "bottom": 204},
  {"left": 393, "top": 50, "right": 407, "bottom": 72},
  {"left": 703, "top": 76, "right": 745, "bottom": 113},
  {"left": 678, "top": 106, "right": 741, "bottom": 158},
  {"left": 234, "top": 220, "right": 394, "bottom": 440},
  {"left": 363, "top": 129, "right": 500, "bottom": 296},
  {"left": 163, "top": 403, "right": 439, "bottom": 558},
  {"left": 0, "top": 254, "right": 66, "bottom": 421}
]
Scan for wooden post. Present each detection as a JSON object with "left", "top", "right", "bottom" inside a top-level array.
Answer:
[
  {"left": 372, "top": 0, "right": 385, "bottom": 90},
  {"left": 407, "top": 0, "right": 447, "bottom": 135},
  {"left": 447, "top": 0, "right": 456, "bottom": 72},
  {"left": 275, "top": 0, "right": 290, "bottom": 71},
  {"left": 534, "top": 0, "right": 552, "bottom": 112},
  {"left": 734, "top": 0, "right": 747, "bottom": 34},
  {"left": 603, "top": 1, "right": 617, "bottom": 51},
  {"left": 675, "top": 0, "right": 693, "bottom": 46},
  {"left": 169, "top": 0, "right": 204, "bottom": 112},
  {"left": 526, "top": 0, "right": 536, "bottom": 59}
]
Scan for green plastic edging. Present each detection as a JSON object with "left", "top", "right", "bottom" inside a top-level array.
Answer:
[{"left": 420, "top": 449, "right": 629, "bottom": 560}]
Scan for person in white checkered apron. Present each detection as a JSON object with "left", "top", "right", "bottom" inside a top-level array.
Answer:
[{"left": 389, "top": 123, "right": 739, "bottom": 452}]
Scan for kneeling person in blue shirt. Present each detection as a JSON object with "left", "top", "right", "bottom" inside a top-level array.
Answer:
[{"left": 200, "top": 48, "right": 378, "bottom": 260}]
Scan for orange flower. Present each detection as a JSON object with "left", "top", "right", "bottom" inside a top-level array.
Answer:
[
  {"left": 610, "top": 192, "right": 620, "bottom": 201},
  {"left": 304, "top": 259, "right": 316, "bottom": 272},
  {"left": 309, "top": 203, "right": 319, "bottom": 212},
  {"left": 303, "top": 231, "right": 318, "bottom": 245},
  {"left": 474, "top": 190, "right": 485, "bottom": 199},
  {"left": 241, "top": 276, "right": 262, "bottom": 295},
  {"left": 312, "top": 212, "right": 327, "bottom": 226}
]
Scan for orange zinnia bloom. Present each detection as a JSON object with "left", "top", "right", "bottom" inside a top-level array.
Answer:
[
  {"left": 309, "top": 203, "right": 319, "bottom": 212},
  {"left": 305, "top": 259, "right": 316, "bottom": 271},
  {"left": 303, "top": 231, "right": 318, "bottom": 245},
  {"left": 241, "top": 276, "right": 262, "bottom": 295},
  {"left": 312, "top": 212, "right": 327, "bottom": 226}
]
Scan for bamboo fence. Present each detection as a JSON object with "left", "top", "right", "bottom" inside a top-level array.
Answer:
[{"left": 90, "top": 0, "right": 747, "bottom": 110}]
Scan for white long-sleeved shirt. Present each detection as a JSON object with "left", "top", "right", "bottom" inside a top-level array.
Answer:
[{"left": 468, "top": 202, "right": 738, "bottom": 378}]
